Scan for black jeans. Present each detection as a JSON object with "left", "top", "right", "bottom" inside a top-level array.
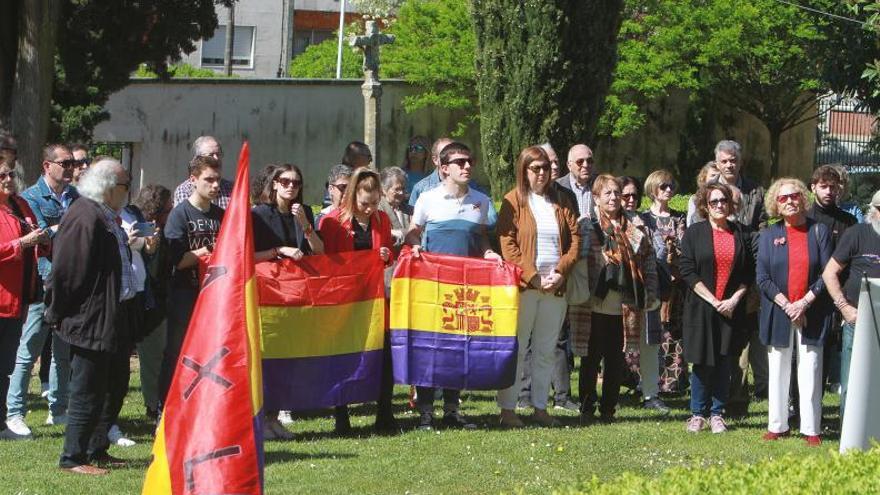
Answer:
[
  {"left": 60, "top": 345, "right": 113, "bottom": 467},
  {"left": 0, "top": 317, "right": 23, "bottom": 429},
  {"left": 579, "top": 312, "right": 625, "bottom": 417}
]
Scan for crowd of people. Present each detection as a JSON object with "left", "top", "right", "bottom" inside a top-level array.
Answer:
[{"left": 0, "top": 130, "right": 879, "bottom": 476}]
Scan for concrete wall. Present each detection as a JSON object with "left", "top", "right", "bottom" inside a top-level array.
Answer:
[{"left": 93, "top": 79, "right": 481, "bottom": 204}]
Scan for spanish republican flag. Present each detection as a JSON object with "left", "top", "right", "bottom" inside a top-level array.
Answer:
[
  {"left": 390, "top": 247, "right": 521, "bottom": 390},
  {"left": 143, "top": 142, "right": 264, "bottom": 494},
  {"left": 257, "top": 251, "right": 385, "bottom": 411}
]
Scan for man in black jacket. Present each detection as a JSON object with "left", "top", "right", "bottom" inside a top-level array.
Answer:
[{"left": 45, "top": 157, "right": 135, "bottom": 475}]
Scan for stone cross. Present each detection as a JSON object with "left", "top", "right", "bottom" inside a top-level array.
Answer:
[{"left": 351, "top": 20, "right": 394, "bottom": 168}]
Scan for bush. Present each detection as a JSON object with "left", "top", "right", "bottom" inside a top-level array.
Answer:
[{"left": 564, "top": 447, "right": 880, "bottom": 495}]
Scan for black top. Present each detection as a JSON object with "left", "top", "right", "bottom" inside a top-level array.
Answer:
[
  {"left": 807, "top": 202, "right": 857, "bottom": 249},
  {"left": 164, "top": 200, "right": 224, "bottom": 290},
  {"left": 351, "top": 218, "right": 373, "bottom": 251},
  {"left": 251, "top": 203, "right": 315, "bottom": 253},
  {"left": 831, "top": 223, "right": 880, "bottom": 306}
]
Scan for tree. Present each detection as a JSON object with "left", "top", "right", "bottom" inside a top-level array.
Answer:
[
  {"left": 0, "top": 0, "right": 226, "bottom": 173},
  {"left": 471, "top": 0, "right": 625, "bottom": 196}
]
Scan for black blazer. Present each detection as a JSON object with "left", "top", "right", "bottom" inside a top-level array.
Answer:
[
  {"left": 679, "top": 220, "right": 755, "bottom": 366},
  {"left": 45, "top": 197, "right": 125, "bottom": 352}
]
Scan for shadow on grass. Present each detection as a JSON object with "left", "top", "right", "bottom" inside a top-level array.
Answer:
[{"left": 264, "top": 450, "right": 357, "bottom": 464}]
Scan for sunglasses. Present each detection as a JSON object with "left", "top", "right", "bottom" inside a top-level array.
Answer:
[
  {"left": 776, "top": 192, "right": 802, "bottom": 204},
  {"left": 621, "top": 193, "right": 639, "bottom": 200},
  {"left": 0, "top": 170, "right": 16, "bottom": 180},
  {"left": 659, "top": 182, "right": 676, "bottom": 191},
  {"left": 528, "top": 164, "right": 551, "bottom": 173},
  {"left": 445, "top": 157, "right": 473, "bottom": 167},
  {"left": 708, "top": 197, "right": 729, "bottom": 207},
  {"left": 52, "top": 159, "right": 79, "bottom": 169},
  {"left": 573, "top": 157, "right": 594, "bottom": 167},
  {"left": 408, "top": 144, "right": 427, "bottom": 153},
  {"left": 76, "top": 158, "right": 91, "bottom": 169},
  {"left": 276, "top": 177, "right": 302, "bottom": 188},
  {"left": 331, "top": 183, "right": 348, "bottom": 194}
]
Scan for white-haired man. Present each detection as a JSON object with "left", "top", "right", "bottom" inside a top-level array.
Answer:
[
  {"left": 823, "top": 190, "right": 880, "bottom": 420},
  {"left": 46, "top": 158, "right": 137, "bottom": 475},
  {"left": 172, "top": 135, "right": 234, "bottom": 208}
]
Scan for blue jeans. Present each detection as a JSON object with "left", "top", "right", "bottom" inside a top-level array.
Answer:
[
  {"left": 839, "top": 322, "right": 855, "bottom": 420},
  {"left": 6, "top": 302, "right": 70, "bottom": 418},
  {"left": 690, "top": 354, "right": 730, "bottom": 417}
]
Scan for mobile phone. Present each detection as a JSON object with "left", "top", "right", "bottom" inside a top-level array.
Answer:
[{"left": 133, "top": 222, "right": 156, "bottom": 237}]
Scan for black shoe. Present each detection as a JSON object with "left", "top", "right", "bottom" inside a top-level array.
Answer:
[
  {"left": 579, "top": 412, "right": 596, "bottom": 426},
  {"left": 418, "top": 412, "right": 434, "bottom": 431},
  {"left": 598, "top": 412, "right": 615, "bottom": 424},
  {"left": 374, "top": 415, "right": 400, "bottom": 434},
  {"left": 643, "top": 397, "right": 671, "bottom": 415},
  {"left": 442, "top": 411, "right": 477, "bottom": 430}
]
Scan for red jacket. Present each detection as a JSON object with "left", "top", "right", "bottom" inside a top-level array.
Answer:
[
  {"left": 318, "top": 208, "right": 394, "bottom": 258},
  {"left": 0, "top": 196, "right": 40, "bottom": 319}
]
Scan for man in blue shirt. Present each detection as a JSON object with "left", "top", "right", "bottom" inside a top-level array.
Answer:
[
  {"left": 6, "top": 144, "right": 79, "bottom": 437},
  {"left": 404, "top": 141, "right": 502, "bottom": 430}
]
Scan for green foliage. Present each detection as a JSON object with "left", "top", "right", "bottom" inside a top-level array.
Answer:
[
  {"left": 472, "top": 0, "right": 625, "bottom": 197},
  {"left": 289, "top": 24, "right": 363, "bottom": 79},
  {"left": 51, "top": 0, "right": 221, "bottom": 142},
  {"left": 571, "top": 448, "right": 880, "bottom": 495},
  {"left": 133, "top": 63, "right": 224, "bottom": 79}
]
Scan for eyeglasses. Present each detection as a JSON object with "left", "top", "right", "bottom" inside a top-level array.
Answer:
[
  {"left": 408, "top": 144, "right": 427, "bottom": 153},
  {"left": 0, "top": 170, "right": 16, "bottom": 180},
  {"left": 51, "top": 159, "right": 78, "bottom": 169},
  {"left": 776, "top": 192, "right": 802, "bottom": 204},
  {"left": 572, "top": 157, "right": 594, "bottom": 167},
  {"left": 527, "top": 164, "right": 551, "bottom": 173},
  {"left": 331, "top": 183, "right": 348, "bottom": 194},
  {"left": 708, "top": 197, "right": 729, "bottom": 207},
  {"left": 445, "top": 158, "right": 473, "bottom": 167},
  {"left": 659, "top": 182, "right": 676, "bottom": 191},
  {"left": 621, "top": 193, "right": 639, "bottom": 200},
  {"left": 202, "top": 151, "right": 223, "bottom": 159},
  {"left": 276, "top": 177, "right": 302, "bottom": 188}
]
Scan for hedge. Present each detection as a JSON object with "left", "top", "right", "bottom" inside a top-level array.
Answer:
[{"left": 562, "top": 447, "right": 880, "bottom": 495}]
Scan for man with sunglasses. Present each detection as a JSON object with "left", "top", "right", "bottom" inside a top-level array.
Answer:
[
  {"left": 70, "top": 144, "right": 91, "bottom": 186},
  {"left": 5, "top": 144, "right": 79, "bottom": 438},
  {"left": 172, "top": 136, "right": 234, "bottom": 209},
  {"left": 557, "top": 144, "right": 596, "bottom": 221}
]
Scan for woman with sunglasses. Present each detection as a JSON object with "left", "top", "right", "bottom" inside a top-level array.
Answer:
[
  {"left": 319, "top": 168, "right": 396, "bottom": 434},
  {"left": 640, "top": 170, "right": 688, "bottom": 404},
  {"left": 400, "top": 136, "right": 431, "bottom": 194},
  {"left": 0, "top": 158, "right": 49, "bottom": 440},
  {"left": 252, "top": 163, "right": 324, "bottom": 440},
  {"left": 496, "top": 146, "right": 580, "bottom": 428},
  {"left": 619, "top": 176, "right": 642, "bottom": 214},
  {"left": 680, "top": 183, "right": 753, "bottom": 434},
  {"left": 757, "top": 178, "right": 832, "bottom": 446}
]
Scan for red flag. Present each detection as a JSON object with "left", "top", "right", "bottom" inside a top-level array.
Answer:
[{"left": 143, "top": 142, "right": 264, "bottom": 494}]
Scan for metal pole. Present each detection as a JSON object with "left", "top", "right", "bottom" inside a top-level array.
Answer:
[{"left": 335, "top": 0, "right": 346, "bottom": 79}]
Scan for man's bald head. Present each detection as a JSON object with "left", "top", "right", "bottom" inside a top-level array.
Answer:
[{"left": 566, "top": 144, "right": 594, "bottom": 186}]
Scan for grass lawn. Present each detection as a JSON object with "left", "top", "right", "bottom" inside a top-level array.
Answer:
[{"left": 0, "top": 360, "right": 844, "bottom": 494}]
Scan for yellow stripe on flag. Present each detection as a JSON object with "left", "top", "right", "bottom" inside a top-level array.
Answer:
[
  {"left": 245, "top": 277, "right": 263, "bottom": 416},
  {"left": 390, "top": 278, "right": 519, "bottom": 337},
  {"left": 141, "top": 418, "right": 171, "bottom": 494},
  {"left": 260, "top": 299, "right": 385, "bottom": 359}
]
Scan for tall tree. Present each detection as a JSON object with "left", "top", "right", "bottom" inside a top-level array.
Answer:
[{"left": 471, "top": 0, "right": 625, "bottom": 196}]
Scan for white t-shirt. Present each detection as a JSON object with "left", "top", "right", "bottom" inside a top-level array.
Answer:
[{"left": 529, "top": 192, "right": 560, "bottom": 278}]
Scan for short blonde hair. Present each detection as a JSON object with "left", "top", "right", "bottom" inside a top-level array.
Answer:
[
  {"left": 696, "top": 161, "right": 719, "bottom": 188},
  {"left": 592, "top": 173, "right": 621, "bottom": 198},
  {"left": 644, "top": 169, "right": 675, "bottom": 201},
  {"left": 764, "top": 177, "right": 809, "bottom": 219}
]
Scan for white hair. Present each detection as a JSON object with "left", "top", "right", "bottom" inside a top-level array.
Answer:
[
  {"left": 78, "top": 157, "right": 122, "bottom": 202},
  {"left": 714, "top": 140, "right": 742, "bottom": 159},
  {"left": 192, "top": 135, "right": 219, "bottom": 158},
  {"left": 539, "top": 142, "right": 555, "bottom": 154}
]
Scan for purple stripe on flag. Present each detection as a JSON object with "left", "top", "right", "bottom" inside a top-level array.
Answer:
[
  {"left": 253, "top": 411, "right": 264, "bottom": 488},
  {"left": 262, "top": 350, "right": 383, "bottom": 411},
  {"left": 390, "top": 329, "right": 518, "bottom": 390}
]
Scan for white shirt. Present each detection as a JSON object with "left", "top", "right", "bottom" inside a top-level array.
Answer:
[{"left": 528, "top": 192, "right": 560, "bottom": 278}]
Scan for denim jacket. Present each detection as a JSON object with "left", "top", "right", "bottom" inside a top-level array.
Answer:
[{"left": 20, "top": 177, "right": 79, "bottom": 281}]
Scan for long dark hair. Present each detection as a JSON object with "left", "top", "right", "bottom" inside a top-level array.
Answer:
[
  {"left": 133, "top": 184, "right": 172, "bottom": 223},
  {"left": 258, "top": 163, "right": 304, "bottom": 206}
]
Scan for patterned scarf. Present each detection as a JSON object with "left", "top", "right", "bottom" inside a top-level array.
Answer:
[{"left": 598, "top": 209, "right": 646, "bottom": 309}]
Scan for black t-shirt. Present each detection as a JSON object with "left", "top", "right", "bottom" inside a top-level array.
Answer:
[
  {"left": 831, "top": 223, "right": 880, "bottom": 305},
  {"left": 351, "top": 218, "right": 373, "bottom": 251},
  {"left": 164, "top": 200, "right": 224, "bottom": 289}
]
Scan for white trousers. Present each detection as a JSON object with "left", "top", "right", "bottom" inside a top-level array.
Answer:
[
  {"left": 767, "top": 324, "right": 823, "bottom": 436},
  {"left": 498, "top": 290, "right": 567, "bottom": 410},
  {"left": 639, "top": 337, "right": 660, "bottom": 400}
]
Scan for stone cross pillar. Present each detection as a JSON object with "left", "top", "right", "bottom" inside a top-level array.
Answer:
[{"left": 351, "top": 20, "right": 394, "bottom": 168}]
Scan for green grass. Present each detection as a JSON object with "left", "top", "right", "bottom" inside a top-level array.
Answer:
[{"left": 0, "top": 361, "right": 848, "bottom": 494}]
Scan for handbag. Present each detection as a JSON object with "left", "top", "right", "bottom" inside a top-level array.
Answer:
[{"left": 565, "top": 257, "right": 591, "bottom": 305}]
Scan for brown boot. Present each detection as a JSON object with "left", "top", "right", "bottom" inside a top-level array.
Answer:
[{"left": 499, "top": 409, "right": 524, "bottom": 428}]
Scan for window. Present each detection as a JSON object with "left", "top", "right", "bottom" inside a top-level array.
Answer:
[
  {"left": 293, "top": 29, "right": 334, "bottom": 57},
  {"left": 201, "top": 25, "right": 256, "bottom": 68}
]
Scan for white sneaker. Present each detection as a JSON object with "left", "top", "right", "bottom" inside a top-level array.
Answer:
[
  {"left": 108, "top": 424, "right": 136, "bottom": 447},
  {"left": 40, "top": 382, "right": 50, "bottom": 399},
  {"left": 6, "top": 416, "right": 32, "bottom": 437},
  {"left": 266, "top": 417, "right": 294, "bottom": 440},
  {"left": 0, "top": 427, "right": 30, "bottom": 441},
  {"left": 45, "top": 413, "right": 67, "bottom": 426},
  {"left": 277, "top": 410, "right": 294, "bottom": 425}
]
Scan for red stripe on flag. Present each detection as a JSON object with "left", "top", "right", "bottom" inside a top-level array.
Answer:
[{"left": 256, "top": 251, "right": 385, "bottom": 306}]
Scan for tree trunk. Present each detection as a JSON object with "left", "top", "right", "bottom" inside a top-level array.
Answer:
[
  {"left": 472, "top": 0, "right": 624, "bottom": 197},
  {"left": 5, "top": 0, "right": 59, "bottom": 180},
  {"left": 224, "top": 5, "right": 235, "bottom": 76},
  {"left": 768, "top": 125, "right": 782, "bottom": 181}
]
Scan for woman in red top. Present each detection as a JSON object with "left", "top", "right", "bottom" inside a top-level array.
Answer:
[
  {"left": 318, "top": 168, "right": 396, "bottom": 434},
  {"left": 0, "top": 158, "right": 49, "bottom": 440},
  {"left": 680, "top": 183, "right": 753, "bottom": 434},
  {"left": 756, "top": 178, "right": 832, "bottom": 446}
]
